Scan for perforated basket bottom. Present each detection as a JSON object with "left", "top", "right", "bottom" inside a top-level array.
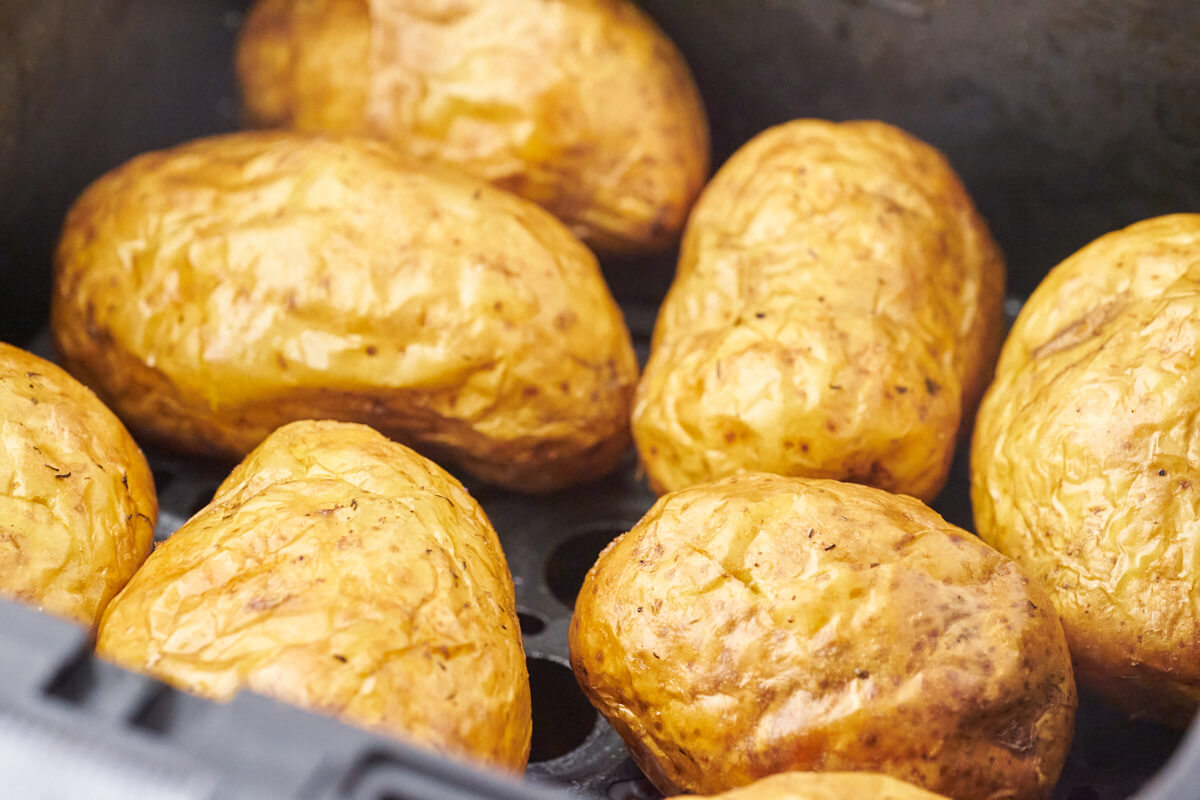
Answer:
[{"left": 25, "top": 304, "right": 1189, "bottom": 799}]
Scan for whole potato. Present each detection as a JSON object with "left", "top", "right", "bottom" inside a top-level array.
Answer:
[
  {"left": 570, "top": 473, "right": 1075, "bottom": 799},
  {"left": 972, "top": 213, "right": 1200, "bottom": 727},
  {"left": 52, "top": 132, "right": 637, "bottom": 493},
  {"left": 97, "top": 420, "right": 531, "bottom": 771},
  {"left": 236, "top": 0, "right": 710, "bottom": 254},
  {"left": 633, "top": 120, "right": 1005, "bottom": 501},
  {"left": 676, "top": 771, "right": 951, "bottom": 800},
  {"left": 0, "top": 342, "right": 155, "bottom": 626}
]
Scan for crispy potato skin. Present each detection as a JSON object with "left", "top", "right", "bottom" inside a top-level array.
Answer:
[
  {"left": 51, "top": 132, "right": 637, "bottom": 493},
  {"left": 633, "top": 120, "right": 1005, "bottom": 501},
  {"left": 676, "top": 771, "right": 951, "bottom": 800},
  {"left": 971, "top": 214, "right": 1200, "bottom": 727},
  {"left": 569, "top": 473, "right": 1075, "bottom": 799},
  {"left": 0, "top": 342, "right": 155, "bottom": 627},
  {"left": 96, "top": 420, "right": 531, "bottom": 771},
  {"left": 236, "top": 0, "right": 710, "bottom": 254}
]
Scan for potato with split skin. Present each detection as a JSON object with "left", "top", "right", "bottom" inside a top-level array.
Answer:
[
  {"left": 0, "top": 342, "right": 156, "bottom": 627},
  {"left": 236, "top": 0, "right": 710, "bottom": 254},
  {"left": 972, "top": 213, "right": 1200, "bottom": 727},
  {"left": 97, "top": 420, "right": 531, "bottom": 771},
  {"left": 51, "top": 131, "right": 637, "bottom": 493},
  {"left": 570, "top": 473, "right": 1075, "bottom": 799},
  {"left": 633, "top": 119, "right": 1005, "bottom": 501},
  {"left": 675, "top": 771, "right": 951, "bottom": 800}
]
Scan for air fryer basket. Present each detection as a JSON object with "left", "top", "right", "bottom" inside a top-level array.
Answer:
[{"left": 1, "top": 1, "right": 1199, "bottom": 798}]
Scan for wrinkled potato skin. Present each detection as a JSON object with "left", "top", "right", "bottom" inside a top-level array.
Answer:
[
  {"left": 236, "top": 0, "right": 709, "bottom": 254},
  {"left": 0, "top": 342, "right": 155, "bottom": 627},
  {"left": 633, "top": 120, "right": 1005, "bottom": 501},
  {"left": 972, "top": 214, "right": 1200, "bottom": 727},
  {"left": 570, "top": 473, "right": 1074, "bottom": 799},
  {"left": 677, "top": 771, "right": 951, "bottom": 800},
  {"left": 97, "top": 420, "right": 531, "bottom": 770},
  {"left": 52, "top": 132, "right": 637, "bottom": 493}
]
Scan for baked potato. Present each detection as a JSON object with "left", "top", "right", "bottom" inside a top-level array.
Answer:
[
  {"left": 51, "top": 131, "right": 637, "bottom": 493},
  {"left": 236, "top": 0, "right": 710, "bottom": 254},
  {"left": 97, "top": 419, "right": 531, "bottom": 771},
  {"left": 632, "top": 119, "right": 1005, "bottom": 501},
  {"left": 971, "top": 213, "right": 1200, "bottom": 727},
  {"left": 0, "top": 341, "right": 155, "bottom": 627},
  {"left": 676, "top": 771, "right": 951, "bottom": 800},
  {"left": 570, "top": 473, "right": 1075, "bottom": 799}
]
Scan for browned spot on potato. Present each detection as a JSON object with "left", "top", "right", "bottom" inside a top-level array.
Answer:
[
  {"left": 555, "top": 311, "right": 578, "bottom": 331},
  {"left": 1031, "top": 295, "right": 1129, "bottom": 360},
  {"left": 246, "top": 594, "right": 292, "bottom": 611}
]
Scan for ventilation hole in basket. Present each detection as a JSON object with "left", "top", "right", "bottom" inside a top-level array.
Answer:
[
  {"left": 1066, "top": 788, "right": 1100, "bottom": 800},
  {"left": 517, "top": 611, "right": 546, "bottom": 636},
  {"left": 527, "top": 657, "right": 595, "bottom": 762},
  {"left": 151, "top": 467, "right": 175, "bottom": 495},
  {"left": 545, "top": 527, "right": 626, "bottom": 609}
]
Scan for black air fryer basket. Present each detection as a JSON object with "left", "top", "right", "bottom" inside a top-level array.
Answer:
[{"left": 2, "top": 1, "right": 1199, "bottom": 798}]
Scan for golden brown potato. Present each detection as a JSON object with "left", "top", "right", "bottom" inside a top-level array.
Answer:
[
  {"left": 972, "top": 213, "right": 1200, "bottom": 727},
  {"left": 633, "top": 120, "right": 1005, "bottom": 501},
  {"left": 236, "top": 0, "right": 710, "bottom": 254},
  {"left": 0, "top": 342, "right": 155, "bottom": 627},
  {"left": 570, "top": 473, "right": 1075, "bottom": 799},
  {"left": 52, "top": 131, "right": 637, "bottom": 493},
  {"left": 675, "top": 771, "right": 951, "bottom": 800},
  {"left": 97, "top": 420, "right": 531, "bottom": 771}
]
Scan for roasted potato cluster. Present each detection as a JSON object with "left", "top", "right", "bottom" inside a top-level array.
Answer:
[
  {"left": 236, "top": 0, "right": 710, "bottom": 254},
  {"left": 27, "top": 0, "right": 1194, "bottom": 789},
  {"left": 97, "top": 420, "right": 531, "bottom": 771},
  {"left": 570, "top": 473, "right": 1076, "bottom": 800},
  {"left": 52, "top": 131, "right": 637, "bottom": 493},
  {"left": 2, "top": 0, "right": 1195, "bottom": 797},
  {"left": 633, "top": 120, "right": 1005, "bottom": 501},
  {"left": 0, "top": 342, "right": 156, "bottom": 627},
  {"left": 972, "top": 213, "right": 1200, "bottom": 727}
]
